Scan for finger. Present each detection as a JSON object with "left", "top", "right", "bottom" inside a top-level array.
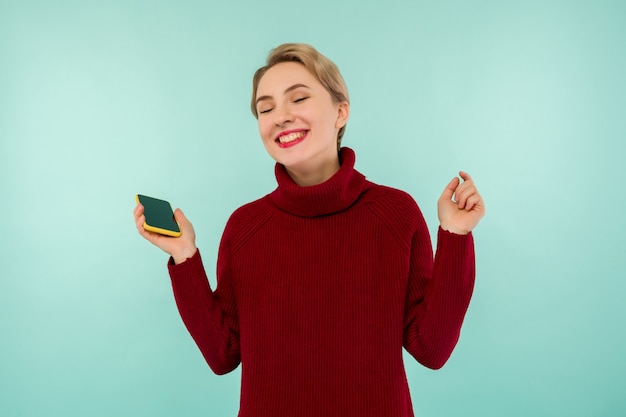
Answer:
[
  {"left": 464, "top": 194, "right": 482, "bottom": 211},
  {"left": 174, "top": 208, "right": 185, "bottom": 223},
  {"left": 440, "top": 177, "right": 460, "bottom": 201},
  {"left": 136, "top": 213, "right": 147, "bottom": 234},
  {"left": 133, "top": 203, "right": 144, "bottom": 218},
  {"left": 136, "top": 221, "right": 160, "bottom": 244},
  {"left": 455, "top": 184, "right": 477, "bottom": 209},
  {"left": 136, "top": 213, "right": 156, "bottom": 240},
  {"left": 459, "top": 171, "right": 473, "bottom": 182},
  {"left": 174, "top": 208, "right": 192, "bottom": 230},
  {"left": 453, "top": 180, "right": 473, "bottom": 207}
]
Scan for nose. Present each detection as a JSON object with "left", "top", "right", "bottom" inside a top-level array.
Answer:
[{"left": 273, "top": 105, "right": 293, "bottom": 127}]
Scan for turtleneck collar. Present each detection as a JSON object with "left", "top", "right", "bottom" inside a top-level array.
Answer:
[{"left": 269, "top": 147, "right": 367, "bottom": 217}]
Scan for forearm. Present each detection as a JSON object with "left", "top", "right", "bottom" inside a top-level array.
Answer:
[
  {"left": 168, "top": 250, "right": 241, "bottom": 375},
  {"left": 404, "top": 228, "right": 475, "bottom": 369}
]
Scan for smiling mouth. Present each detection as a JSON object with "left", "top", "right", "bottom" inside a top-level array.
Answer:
[{"left": 276, "top": 131, "right": 307, "bottom": 144}]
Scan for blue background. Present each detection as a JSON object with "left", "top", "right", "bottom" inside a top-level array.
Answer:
[{"left": 1, "top": 1, "right": 624, "bottom": 415}]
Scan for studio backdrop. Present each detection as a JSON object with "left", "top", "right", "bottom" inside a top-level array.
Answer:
[{"left": 1, "top": 1, "right": 624, "bottom": 416}]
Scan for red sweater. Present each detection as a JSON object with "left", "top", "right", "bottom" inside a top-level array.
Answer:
[{"left": 168, "top": 148, "right": 475, "bottom": 417}]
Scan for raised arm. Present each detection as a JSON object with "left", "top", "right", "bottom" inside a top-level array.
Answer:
[
  {"left": 403, "top": 172, "right": 484, "bottom": 369},
  {"left": 134, "top": 203, "right": 240, "bottom": 374}
]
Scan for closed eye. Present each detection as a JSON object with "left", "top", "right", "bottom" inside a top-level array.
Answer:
[
  {"left": 259, "top": 108, "right": 273, "bottom": 114},
  {"left": 294, "top": 97, "right": 309, "bottom": 103}
]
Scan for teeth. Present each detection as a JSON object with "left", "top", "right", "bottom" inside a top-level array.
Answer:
[{"left": 278, "top": 131, "right": 305, "bottom": 143}]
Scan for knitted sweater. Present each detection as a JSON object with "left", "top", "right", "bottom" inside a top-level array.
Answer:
[{"left": 168, "top": 147, "right": 475, "bottom": 417}]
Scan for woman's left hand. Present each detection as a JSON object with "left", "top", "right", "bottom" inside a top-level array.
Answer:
[{"left": 438, "top": 171, "right": 485, "bottom": 235}]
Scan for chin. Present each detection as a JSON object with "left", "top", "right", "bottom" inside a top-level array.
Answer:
[
  {"left": 274, "top": 154, "right": 306, "bottom": 169},
  {"left": 264, "top": 142, "right": 305, "bottom": 165}
]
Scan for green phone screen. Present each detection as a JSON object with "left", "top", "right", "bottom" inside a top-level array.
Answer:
[{"left": 137, "top": 194, "right": 181, "bottom": 235}]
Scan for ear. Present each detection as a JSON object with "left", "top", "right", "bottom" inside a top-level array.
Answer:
[{"left": 335, "top": 101, "right": 350, "bottom": 129}]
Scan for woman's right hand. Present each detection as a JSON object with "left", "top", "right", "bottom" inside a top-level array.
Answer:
[{"left": 134, "top": 204, "right": 198, "bottom": 264}]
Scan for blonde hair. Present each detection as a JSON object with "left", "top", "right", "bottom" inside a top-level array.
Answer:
[{"left": 251, "top": 43, "right": 350, "bottom": 148}]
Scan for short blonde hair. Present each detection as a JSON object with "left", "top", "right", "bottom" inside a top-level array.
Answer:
[{"left": 251, "top": 43, "right": 350, "bottom": 148}]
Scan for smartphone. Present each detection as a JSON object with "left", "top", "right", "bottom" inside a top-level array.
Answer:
[{"left": 135, "top": 194, "right": 182, "bottom": 237}]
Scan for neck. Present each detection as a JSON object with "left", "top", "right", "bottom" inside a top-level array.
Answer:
[
  {"left": 270, "top": 147, "right": 366, "bottom": 217},
  {"left": 285, "top": 156, "right": 340, "bottom": 187}
]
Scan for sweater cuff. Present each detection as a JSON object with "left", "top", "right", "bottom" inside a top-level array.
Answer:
[
  {"left": 436, "top": 226, "right": 475, "bottom": 263},
  {"left": 167, "top": 248, "right": 203, "bottom": 279},
  {"left": 436, "top": 226, "right": 475, "bottom": 286},
  {"left": 438, "top": 226, "right": 473, "bottom": 240}
]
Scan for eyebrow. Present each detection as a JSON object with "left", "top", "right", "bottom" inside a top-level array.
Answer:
[{"left": 256, "top": 83, "right": 310, "bottom": 105}]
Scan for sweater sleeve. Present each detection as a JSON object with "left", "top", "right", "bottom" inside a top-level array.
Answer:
[
  {"left": 403, "top": 224, "right": 475, "bottom": 370},
  {"left": 168, "top": 244, "right": 240, "bottom": 375}
]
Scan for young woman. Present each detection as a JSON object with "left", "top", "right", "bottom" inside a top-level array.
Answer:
[{"left": 134, "top": 43, "right": 485, "bottom": 417}]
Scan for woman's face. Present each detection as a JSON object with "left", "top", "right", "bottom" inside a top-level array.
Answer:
[{"left": 255, "top": 62, "right": 349, "bottom": 183}]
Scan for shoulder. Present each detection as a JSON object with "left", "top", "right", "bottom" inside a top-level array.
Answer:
[
  {"left": 221, "top": 196, "right": 275, "bottom": 252},
  {"left": 360, "top": 180, "right": 429, "bottom": 240},
  {"left": 361, "top": 180, "right": 423, "bottom": 219}
]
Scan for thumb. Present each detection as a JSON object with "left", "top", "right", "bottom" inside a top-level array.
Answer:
[
  {"left": 440, "top": 177, "right": 460, "bottom": 201},
  {"left": 174, "top": 208, "right": 190, "bottom": 227}
]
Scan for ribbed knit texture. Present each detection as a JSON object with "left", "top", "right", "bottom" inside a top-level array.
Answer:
[{"left": 168, "top": 148, "right": 475, "bottom": 417}]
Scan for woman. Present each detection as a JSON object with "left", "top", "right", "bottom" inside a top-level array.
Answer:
[{"left": 134, "top": 43, "right": 485, "bottom": 417}]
